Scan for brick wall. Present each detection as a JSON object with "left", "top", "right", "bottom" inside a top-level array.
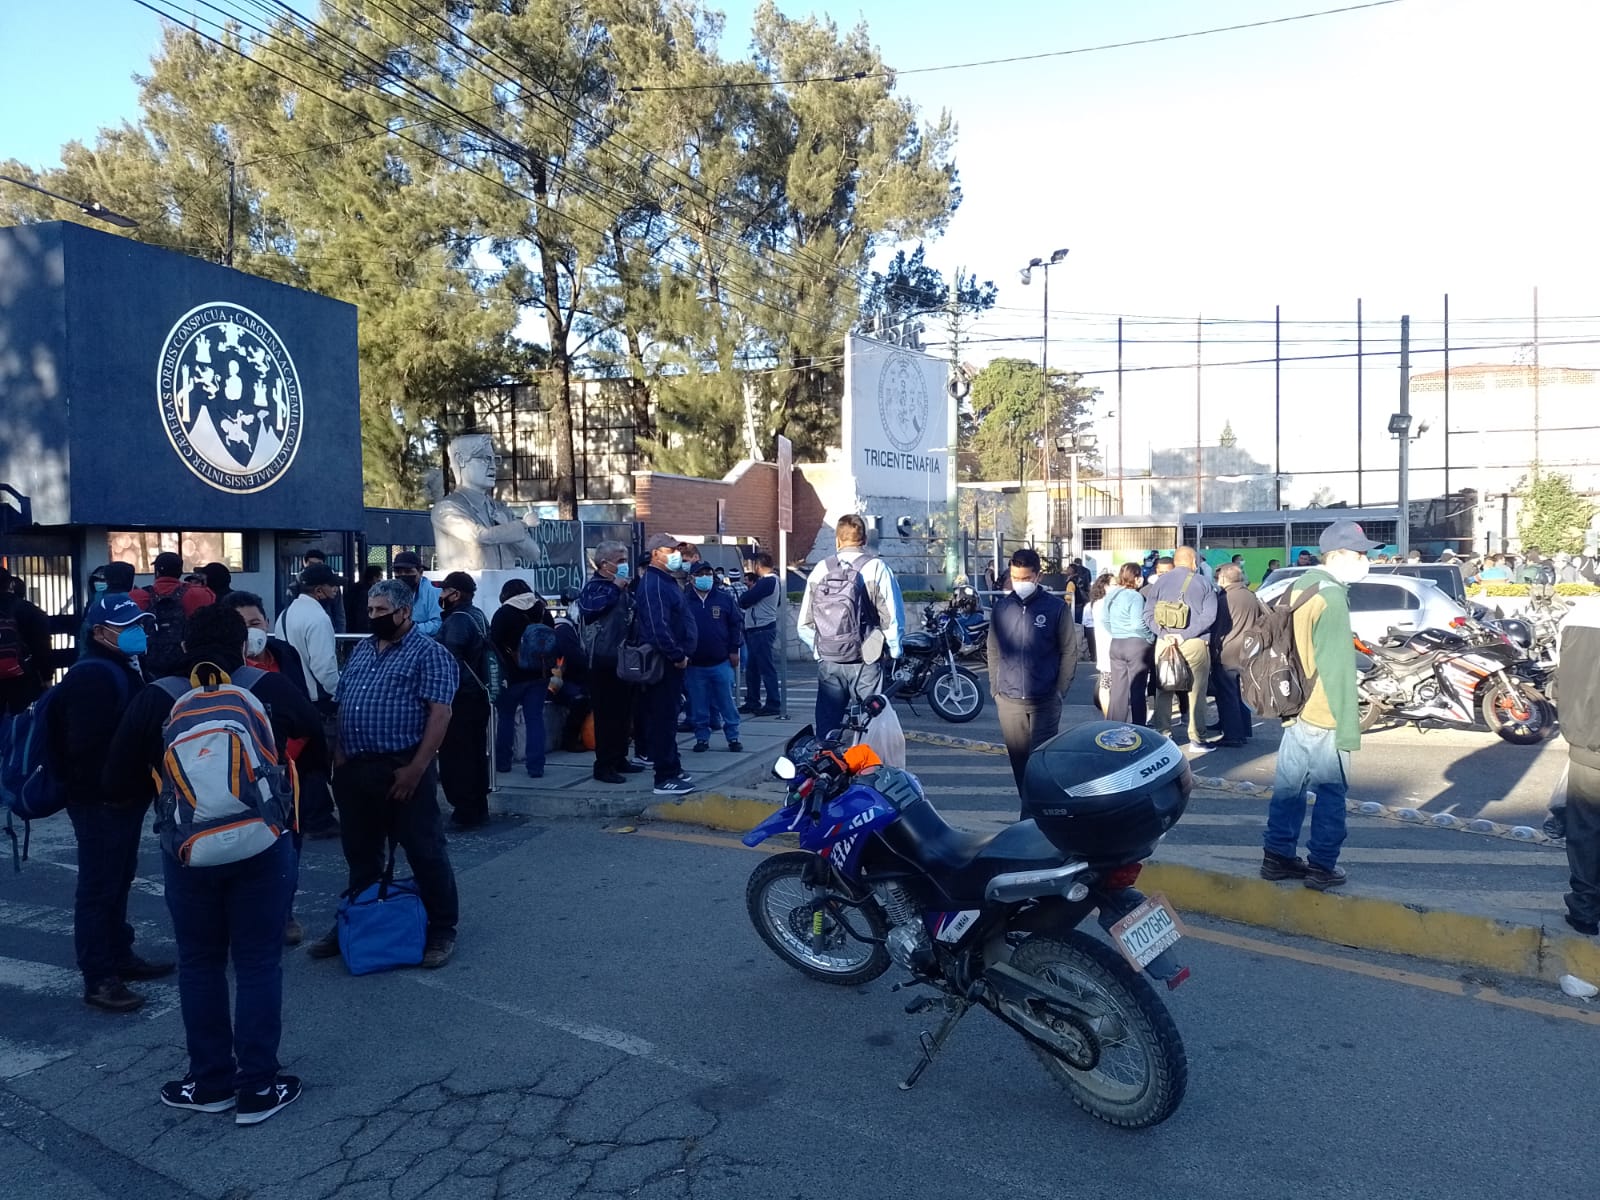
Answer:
[{"left": 633, "top": 461, "right": 828, "bottom": 564}]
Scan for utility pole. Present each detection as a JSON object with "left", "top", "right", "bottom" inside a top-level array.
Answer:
[
  {"left": 1116, "top": 317, "right": 1125, "bottom": 513},
  {"left": 1532, "top": 285, "right": 1541, "bottom": 477},
  {"left": 1356, "top": 298, "right": 1364, "bottom": 506},
  {"left": 1194, "top": 315, "right": 1202, "bottom": 512},
  {"left": 1397, "top": 315, "right": 1412, "bottom": 559},
  {"left": 1443, "top": 293, "right": 1451, "bottom": 497},
  {"left": 1274, "top": 304, "right": 1282, "bottom": 511}
]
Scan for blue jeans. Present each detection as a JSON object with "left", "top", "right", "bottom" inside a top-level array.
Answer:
[
  {"left": 496, "top": 679, "right": 547, "bottom": 775},
  {"left": 815, "top": 659, "right": 885, "bottom": 741},
  {"left": 1263, "top": 721, "right": 1350, "bottom": 869},
  {"left": 687, "top": 662, "right": 740, "bottom": 744},
  {"left": 744, "top": 625, "right": 780, "bottom": 711},
  {"left": 66, "top": 800, "right": 150, "bottom": 990},
  {"left": 163, "top": 834, "right": 296, "bottom": 1091}
]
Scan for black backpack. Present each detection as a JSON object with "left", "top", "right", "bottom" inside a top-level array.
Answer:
[
  {"left": 0, "top": 596, "right": 28, "bottom": 683},
  {"left": 580, "top": 592, "right": 632, "bottom": 668},
  {"left": 1238, "top": 582, "right": 1323, "bottom": 719},
  {"left": 143, "top": 583, "right": 191, "bottom": 678}
]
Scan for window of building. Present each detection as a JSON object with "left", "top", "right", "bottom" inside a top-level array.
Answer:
[{"left": 107, "top": 531, "right": 251, "bottom": 572}]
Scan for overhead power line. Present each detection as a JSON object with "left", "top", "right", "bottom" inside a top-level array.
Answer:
[{"left": 620, "top": 1, "right": 1407, "bottom": 91}]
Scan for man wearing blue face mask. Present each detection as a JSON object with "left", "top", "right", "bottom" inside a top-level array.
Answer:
[
  {"left": 52, "top": 595, "right": 175, "bottom": 1012},
  {"left": 686, "top": 563, "right": 743, "bottom": 754},
  {"left": 78, "top": 562, "right": 136, "bottom": 658}
]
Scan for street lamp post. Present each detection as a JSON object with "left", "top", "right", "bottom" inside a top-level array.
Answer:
[
  {"left": 1020, "top": 247, "right": 1068, "bottom": 563},
  {"left": 0, "top": 174, "right": 139, "bottom": 228}
]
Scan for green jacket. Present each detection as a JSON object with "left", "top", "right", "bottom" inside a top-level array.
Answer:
[{"left": 1286, "top": 569, "right": 1361, "bottom": 751}]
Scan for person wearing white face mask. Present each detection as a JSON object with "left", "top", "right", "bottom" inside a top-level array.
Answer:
[
  {"left": 988, "top": 548, "right": 1081, "bottom": 801},
  {"left": 1260, "top": 520, "right": 1379, "bottom": 893}
]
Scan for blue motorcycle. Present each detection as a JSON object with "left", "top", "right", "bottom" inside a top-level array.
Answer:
[{"left": 742, "top": 698, "right": 1195, "bottom": 1128}]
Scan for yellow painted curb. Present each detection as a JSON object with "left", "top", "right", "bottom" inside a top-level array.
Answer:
[
  {"left": 646, "top": 791, "right": 1600, "bottom": 986},
  {"left": 645, "top": 792, "right": 779, "bottom": 835}
]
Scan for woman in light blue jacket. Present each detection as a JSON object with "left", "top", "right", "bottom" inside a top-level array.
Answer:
[{"left": 1104, "top": 562, "right": 1156, "bottom": 725}]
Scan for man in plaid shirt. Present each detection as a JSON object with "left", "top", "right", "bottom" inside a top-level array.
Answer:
[{"left": 307, "top": 579, "right": 462, "bottom": 969}]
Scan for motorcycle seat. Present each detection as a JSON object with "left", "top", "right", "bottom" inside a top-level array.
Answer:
[
  {"left": 884, "top": 797, "right": 1067, "bottom": 904},
  {"left": 1373, "top": 640, "right": 1427, "bottom": 662}
]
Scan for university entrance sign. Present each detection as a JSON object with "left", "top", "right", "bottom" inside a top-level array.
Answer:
[
  {"left": 0, "top": 221, "right": 360, "bottom": 532},
  {"left": 157, "top": 301, "right": 304, "bottom": 494}
]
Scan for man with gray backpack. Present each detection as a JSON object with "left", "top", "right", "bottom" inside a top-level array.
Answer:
[
  {"left": 797, "top": 514, "right": 905, "bottom": 738},
  {"left": 103, "top": 604, "right": 326, "bottom": 1124}
]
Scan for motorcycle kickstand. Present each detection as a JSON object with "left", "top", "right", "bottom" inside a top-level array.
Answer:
[{"left": 898, "top": 995, "right": 973, "bottom": 1091}]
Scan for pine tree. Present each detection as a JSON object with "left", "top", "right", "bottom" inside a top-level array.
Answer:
[{"left": 1517, "top": 471, "right": 1596, "bottom": 554}]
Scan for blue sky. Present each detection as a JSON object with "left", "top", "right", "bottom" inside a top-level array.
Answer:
[{"left": 4, "top": 1, "right": 1598, "bottom": 503}]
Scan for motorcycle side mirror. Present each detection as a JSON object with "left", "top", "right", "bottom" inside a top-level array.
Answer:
[{"left": 774, "top": 757, "right": 798, "bottom": 781}]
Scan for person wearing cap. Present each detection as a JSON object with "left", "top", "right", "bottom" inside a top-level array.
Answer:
[
  {"left": 274, "top": 564, "right": 341, "bottom": 708},
  {"left": 436, "top": 571, "right": 494, "bottom": 827},
  {"left": 1260, "top": 519, "right": 1378, "bottom": 892},
  {"left": 51, "top": 595, "right": 175, "bottom": 1012},
  {"left": 132, "top": 551, "right": 216, "bottom": 619},
  {"left": 77, "top": 562, "right": 135, "bottom": 659},
  {"left": 638, "top": 534, "right": 699, "bottom": 796},
  {"left": 391, "top": 552, "right": 442, "bottom": 637}
]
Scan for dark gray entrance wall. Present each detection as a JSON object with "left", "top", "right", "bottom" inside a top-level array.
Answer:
[{"left": 0, "top": 221, "right": 362, "bottom": 532}]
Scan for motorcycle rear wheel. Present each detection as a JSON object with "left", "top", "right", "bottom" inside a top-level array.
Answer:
[
  {"left": 928, "top": 666, "right": 985, "bottom": 723},
  {"left": 1480, "top": 681, "right": 1555, "bottom": 744},
  {"left": 746, "top": 852, "right": 890, "bottom": 986},
  {"left": 1009, "top": 933, "right": 1187, "bottom": 1129},
  {"left": 1356, "top": 695, "right": 1385, "bottom": 732}
]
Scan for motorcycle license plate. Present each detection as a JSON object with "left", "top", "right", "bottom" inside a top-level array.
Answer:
[{"left": 1109, "top": 895, "right": 1184, "bottom": 971}]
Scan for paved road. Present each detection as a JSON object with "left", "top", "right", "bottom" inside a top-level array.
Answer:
[{"left": 3, "top": 818, "right": 1595, "bottom": 1199}]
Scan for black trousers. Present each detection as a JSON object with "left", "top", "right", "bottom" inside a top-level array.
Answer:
[
  {"left": 66, "top": 799, "right": 150, "bottom": 989},
  {"left": 1108, "top": 638, "right": 1153, "bottom": 726},
  {"left": 438, "top": 687, "right": 491, "bottom": 823},
  {"left": 1566, "top": 761, "right": 1600, "bottom": 926},
  {"left": 334, "top": 752, "right": 458, "bottom": 937},
  {"left": 1212, "top": 662, "right": 1252, "bottom": 741},
  {"left": 644, "top": 665, "right": 685, "bottom": 785},
  {"left": 996, "top": 695, "right": 1062, "bottom": 798},
  {"left": 589, "top": 668, "right": 634, "bottom": 775}
]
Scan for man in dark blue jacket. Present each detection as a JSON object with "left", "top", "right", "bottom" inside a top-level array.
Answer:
[
  {"left": 987, "top": 549, "right": 1080, "bottom": 797},
  {"left": 1143, "top": 546, "right": 1219, "bottom": 751},
  {"left": 737, "top": 552, "right": 782, "bottom": 715},
  {"left": 638, "top": 534, "right": 698, "bottom": 795},
  {"left": 687, "top": 563, "right": 743, "bottom": 754}
]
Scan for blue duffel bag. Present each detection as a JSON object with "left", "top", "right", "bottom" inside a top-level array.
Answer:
[{"left": 337, "top": 845, "right": 426, "bottom": 975}]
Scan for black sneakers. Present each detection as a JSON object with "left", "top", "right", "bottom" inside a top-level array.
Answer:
[
  {"left": 84, "top": 980, "right": 145, "bottom": 1013},
  {"left": 160, "top": 1077, "right": 236, "bottom": 1113},
  {"left": 1259, "top": 851, "right": 1310, "bottom": 881},
  {"left": 422, "top": 933, "right": 456, "bottom": 969},
  {"left": 236, "top": 1077, "right": 302, "bottom": 1126}
]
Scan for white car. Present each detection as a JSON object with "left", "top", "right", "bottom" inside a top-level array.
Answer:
[{"left": 1256, "top": 570, "right": 1471, "bottom": 646}]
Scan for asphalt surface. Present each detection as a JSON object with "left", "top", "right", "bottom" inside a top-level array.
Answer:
[{"left": 3, "top": 816, "right": 1597, "bottom": 1199}]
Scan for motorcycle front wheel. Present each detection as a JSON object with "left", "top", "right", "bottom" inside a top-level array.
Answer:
[
  {"left": 928, "top": 665, "right": 985, "bottom": 723},
  {"left": 1481, "top": 681, "right": 1555, "bottom": 744},
  {"left": 1009, "top": 933, "right": 1187, "bottom": 1129},
  {"left": 1356, "top": 694, "right": 1385, "bottom": 732},
  {"left": 745, "top": 852, "right": 890, "bottom": 986}
]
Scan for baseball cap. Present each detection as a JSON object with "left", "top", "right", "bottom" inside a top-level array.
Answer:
[
  {"left": 691, "top": 561, "right": 715, "bottom": 575},
  {"left": 300, "top": 563, "right": 338, "bottom": 588},
  {"left": 441, "top": 570, "right": 477, "bottom": 596},
  {"left": 86, "top": 595, "right": 155, "bottom": 629},
  {"left": 1318, "top": 520, "right": 1381, "bottom": 555},
  {"left": 392, "top": 551, "right": 423, "bottom": 570},
  {"left": 645, "top": 533, "right": 680, "bottom": 552}
]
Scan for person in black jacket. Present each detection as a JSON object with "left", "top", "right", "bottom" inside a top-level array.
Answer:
[
  {"left": 637, "top": 535, "right": 698, "bottom": 795},
  {"left": 579, "top": 543, "right": 640, "bottom": 784},
  {"left": 488, "top": 578, "right": 552, "bottom": 780},
  {"left": 54, "top": 595, "right": 171, "bottom": 1013},
  {"left": 1209, "top": 563, "right": 1261, "bottom": 747},
  {"left": 102, "top": 604, "right": 326, "bottom": 1122},
  {"left": 0, "top": 565, "right": 52, "bottom": 719},
  {"left": 1557, "top": 599, "right": 1600, "bottom": 936},
  {"left": 436, "top": 572, "right": 493, "bottom": 826},
  {"left": 987, "top": 549, "right": 1079, "bottom": 796}
]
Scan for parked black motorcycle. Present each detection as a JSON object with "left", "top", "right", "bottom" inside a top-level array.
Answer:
[
  {"left": 893, "top": 602, "right": 985, "bottom": 722},
  {"left": 1354, "top": 626, "right": 1555, "bottom": 743},
  {"left": 743, "top": 701, "right": 1193, "bottom": 1128}
]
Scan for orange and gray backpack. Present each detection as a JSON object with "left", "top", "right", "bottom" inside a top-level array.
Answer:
[{"left": 152, "top": 663, "right": 298, "bottom": 867}]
